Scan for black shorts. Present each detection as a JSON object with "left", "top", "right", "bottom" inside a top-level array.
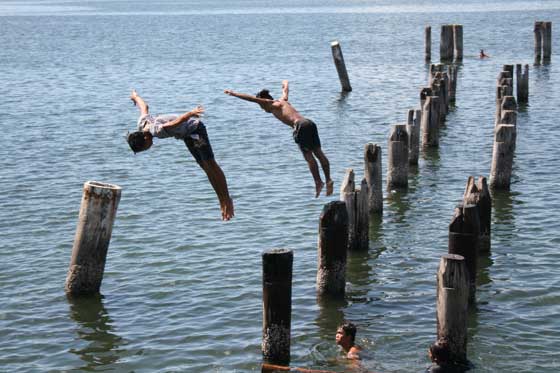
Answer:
[
  {"left": 293, "top": 118, "right": 321, "bottom": 152},
  {"left": 184, "top": 121, "right": 215, "bottom": 163}
]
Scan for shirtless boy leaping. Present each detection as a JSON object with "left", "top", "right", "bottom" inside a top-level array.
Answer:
[{"left": 224, "top": 80, "right": 333, "bottom": 197}]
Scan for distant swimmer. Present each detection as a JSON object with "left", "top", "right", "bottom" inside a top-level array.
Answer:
[
  {"left": 127, "top": 90, "right": 234, "bottom": 221},
  {"left": 479, "top": 49, "right": 490, "bottom": 59},
  {"left": 336, "top": 322, "right": 363, "bottom": 360},
  {"left": 426, "top": 339, "right": 465, "bottom": 372},
  {"left": 224, "top": 80, "right": 333, "bottom": 198}
]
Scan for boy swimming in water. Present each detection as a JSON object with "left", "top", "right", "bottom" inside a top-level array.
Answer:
[{"left": 127, "top": 90, "right": 234, "bottom": 221}]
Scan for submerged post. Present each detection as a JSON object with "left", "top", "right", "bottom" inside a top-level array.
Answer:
[
  {"left": 317, "top": 202, "right": 349, "bottom": 296},
  {"left": 453, "top": 24, "right": 463, "bottom": 61},
  {"left": 65, "top": 181, "right": 122, "bottom": 296},
  {"left": 262, "top": 249, "right": 293, "bottom": 365},
  {"left": 331, "top": 41, "right": 352, "bottom": 92},
  {"left": 387, "top": 124, "right": 409, "bottom": 190},
  {"left": 425, "top": 25, "right": 432, "bottom": 62},
  {"left": 364, "top": 143, "right": 383, "bottom": 214},
  {"left": 437, "top": 254, "right": 469, "bottom": 364},
  {"left": 489, "top": 124, "right": 516, "bottom": 190},
  {"left": 448, "top": 65, "right": 458, "bottom": 103}
]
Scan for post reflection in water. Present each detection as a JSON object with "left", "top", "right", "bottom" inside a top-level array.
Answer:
[
  {"left": 491, "top": 189, "right": 516, "bottom": 227},
  {"left": 386, "top": 188, "right": 410, "bottom": 222},
  {"left": 67, "top": 294, "right": 124, "bottom": 371}
]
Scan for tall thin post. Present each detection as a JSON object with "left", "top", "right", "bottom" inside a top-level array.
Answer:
[
  {"left": 425, "top": 26, "right": 432, "bottom": 62},
  {"left": 464, "top": 176, "right": 492, "bottom": 253},
  {"left": 387, "top": 124, "right": 409, "bottom": 190},
  {"left": 317, "top": 202, "right": 349, "bottom": 296},
  {"left": 543, "top": 22, "right": 552, "bottom": 61},
  {"left": 340, "top": 169, "right": 369, "bottom": 251},
  {"left": 489, "top": 124, "right": 516, "bottom": 190},
  {"left": 407, "top": 109, "right": 421, "bottom": 165},
  {"left": 364, "top": 143, "right": 383, "bottom": 214},
  {"left": 453, "top": 24, "right": 463, "bottom": 61},
  {"left": 421, "top": 96, "right": 440, "bottom": 147},
  {"left": 448, "top": 65, "right": 458, "bottom": 103},
  {"left": 535, "top": 21, "right": 543, "bottom": 64},
  {"left": 436, "top": 254, "right": 469, "bottom": 364},
  {"left": 331, "top": 41, "right": 352, "bottom": 92},
  {"left": 65, "top": 181, "right": 122, "bottom": 296},
  {"left": 262, "top": 249, "right": 293, "bottom": 365},
  {"left": 448, "top": 203, "right": 479, "bottom": 303},
  {"left": 516, "top": 64, "right": 529, "bottom": 103}
]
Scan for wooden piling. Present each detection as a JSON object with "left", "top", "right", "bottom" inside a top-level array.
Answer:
[
  {"left": 543, "top": 22, "right": 552, "bottom": 61},
  {"left": 387, "top": 124, "right": 409, "bottom": 190},
  {"left": 420, "top": 87, "right": 433, "bottom": 109},
  {"left": 65, "top": 181, "right": 122, "bottom": 296},
  {"left": 463, "top": 176, "right": 492, "bottom": 253},
  {"left": 516, "top": 64, "right": 529, "bottom": 103},
  {"left": 489, "top": 124, "right": 516, "bottom": 190},
  {"left": 503, "top": 65, "right": 514, "bottom": 79},
  {"left": 331, "top": 41, "right": 352, "bottom": 92},
  {"left": 425, "top": 26, "right": 432, "bottom": 62},
  {"left": 340, "top": 169, "right": 369, "bottom": 251},
  {"left": 437, "top": 254, "right": 469, "bottom": 364},
  {"left": 421, "top": 96, "right": 440, "bottom": 147},
  {"left": 453, "top": 24, "right": 463, "bottom": 61},
  {"left": 262, "top": 248, "right": 293, "bottom": 365},
  {"left": 500, "top": 110, "right": 517, "bottom": 126},
  {"left": 440, "top": 25, "right": 454, "bottom": 62},
  {"left": 448, "top": 203, "right": 479, "bottom": 303},
  {"left": 534, "top": 21, "right": 543, "bottom": 64},
  {"left": 317, "top": 202, "right": 349, "bottom": 296},
  {"left": 364, "top": 143, "right": 383, "bottom": 214},
  {"left": 406, "top": 109, "right": 421, "bottom": 165}
]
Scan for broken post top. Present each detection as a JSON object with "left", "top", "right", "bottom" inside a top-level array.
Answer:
[
  {"left": 84, "top": 181, "right": 122, "bottom": 199},
  {"left": 389, "top": 124, "right": 408, "bottom": 142},
  {"left": 341, "top": 168, "right": 356, "bottom": 194},
  {"left": 365, "top": 143, "right": 381, "bottom": 162},
  {"left": 262, "top": 249, "right": 293, "bottom": 282},
  {"left": 320, "top": 201, "right": 349, "bottom": 228}
]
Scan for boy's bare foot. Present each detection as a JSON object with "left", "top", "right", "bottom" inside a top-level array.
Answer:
[
  {"left": 315, "top": 181, "right": 325, "bottom": 198},
  {"left": 221, "top": 197, "right": 234, "bottom": 221},
  {"left": 326, "top": 180, "right": 334, "bottom": 196}
]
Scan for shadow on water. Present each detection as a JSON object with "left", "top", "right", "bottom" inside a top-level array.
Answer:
[
  {"left": 368, "top": 213, "right": 384, "bottom": 244},
  {"left": 533, "top": 63, "right": 551, "bottom": 82},
  {"left": 491, "top": 189, "right": 516, "bottom": 226},
  {"left": 476, "top": 253, "right": 494, "bottom": 288},
  {"left": 422, "top": 146, "right": 440, "bottom": 168},
  {"left": 386, "top": 188, "right": 410, "bottom": 222},
  {"left": 67, "top": 294, "right": 125, "bottom": 371}
]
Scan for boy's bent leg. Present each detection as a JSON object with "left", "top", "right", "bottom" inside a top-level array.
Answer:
[
  {"left": 302, "top": 150, "right": 324, "bottom": 198},
  {"left": 312, "top": 147, "right": 333, "bottom": 196}
]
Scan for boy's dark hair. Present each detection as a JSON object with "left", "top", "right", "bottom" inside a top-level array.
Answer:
[
  {"left": 127, "top": 131, "right": 150, "bottom": 153},
  {"left": 256, "top": 89, "right": 273, "bottom": 100},
  {"left": 339, "top": 322, "right": 357, "bottom": 342},
  {"left": 429, "top": 339, "right": 450, "bottom": 363}
]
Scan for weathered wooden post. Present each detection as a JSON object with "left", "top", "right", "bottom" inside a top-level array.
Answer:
[
  {"left": 406, "top": 109, "right": 421, "bottom": 165},
  {"left": 340, "top": 169, "right": 369, "bottom": 251},
  {"left": 420, "top": 87, "right": 432, "bottom": 109},
  {"left": 262, "top": 248, "right": 293, "bottom": 365},
  {"left": 534, "top": 21, "right": 543, "bottom": 64},
  {"left": 317, "top": 202, "right": 349, "bottom": 297},
  {"left": 437, "top": 254, "right": 469, "bottom": 364},
  {"left": 421, "top": 96, "right": 440, "bottom": 147},
  {"left": 516, "top": 64, "right": 529, "bottom": 104},
  {"left": 463, "top": 176, "right": 492, "bottom": 252},
  {"left": 489, "top": 124, "right": 516, "bottom": 190},
  {"left": 387, "top": 124, "right": 409, "bottom": 190},
  {"left": 500, "top": 110, "right": 517, "bottom": 127},
  {"left": 503, "top": 65, "right": 514, "bottom": 79},
  {"left": 331, "top": 41, "right": 352, "bottom": 92},
  {"left": 543, "top": 22, "right": 552, "bottom": 61},
  {"left": 425, "top": 25, "right": 432, "bottom": 62},
  {"left": 440, "top": 25, "right": 454, "bottom": 62},
  {"left": 364, "top": 143, "right": 383, "bottom": 214},
  {"left": 65, "top": 181, "right": 122, "bottom": 296},
  {"left": 453, "top": 24, "right": 463, "bottom": 61},
  {"left": 448, "top": 203, "right": 479, "bottom": 303}
]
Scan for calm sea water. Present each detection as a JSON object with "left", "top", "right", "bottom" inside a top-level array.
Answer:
[{"left": 1, "top": 1, "right": 559, "bottom": 372}]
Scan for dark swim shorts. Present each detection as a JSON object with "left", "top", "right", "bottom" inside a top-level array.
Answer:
[
  {"left": 184, "top": 121, "right": 215, "bottom": 163},
  {"left": 293, "top": 118, "right": 321, "bottom": 152}
]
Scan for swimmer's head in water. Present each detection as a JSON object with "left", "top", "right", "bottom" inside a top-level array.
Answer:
[
  {"left": 127, "top": 130, "right": 153, "bottom": 153},
  {"left": 429, "top": 339, "right": 450, "bottom": 364},
  {"left": 337, "top": 322, "right": 357, "bottom": 343}
]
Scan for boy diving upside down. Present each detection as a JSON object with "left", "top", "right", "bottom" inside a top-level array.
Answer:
[
  {"left": 224, "top": 80, "right": 333, "bottom": 198},
  {"left": 127, "top": 90, "right": 234, "bottom": 221}
]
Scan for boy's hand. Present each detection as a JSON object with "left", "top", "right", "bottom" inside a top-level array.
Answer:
[
  {"left": 224, "top": 89, "right": 236, "bottom": 96},
  {"left": 190, "top": 105, "right": 205, "bottom": 117}
]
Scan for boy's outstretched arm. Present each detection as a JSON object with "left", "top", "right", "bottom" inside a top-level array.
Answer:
[
  {"left": 161, "top": 106, "right": 204, "bottom": 130},
  {"left": 224, "top": 90, "right": 272, "bottom": 105}
]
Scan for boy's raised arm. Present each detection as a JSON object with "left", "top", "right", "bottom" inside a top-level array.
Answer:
[
  {"left": 281, "top": 80, "right": 289, "bottom": 101},
  {"left": 224, "top": 89, "right": 272, "bottom": 105}
]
